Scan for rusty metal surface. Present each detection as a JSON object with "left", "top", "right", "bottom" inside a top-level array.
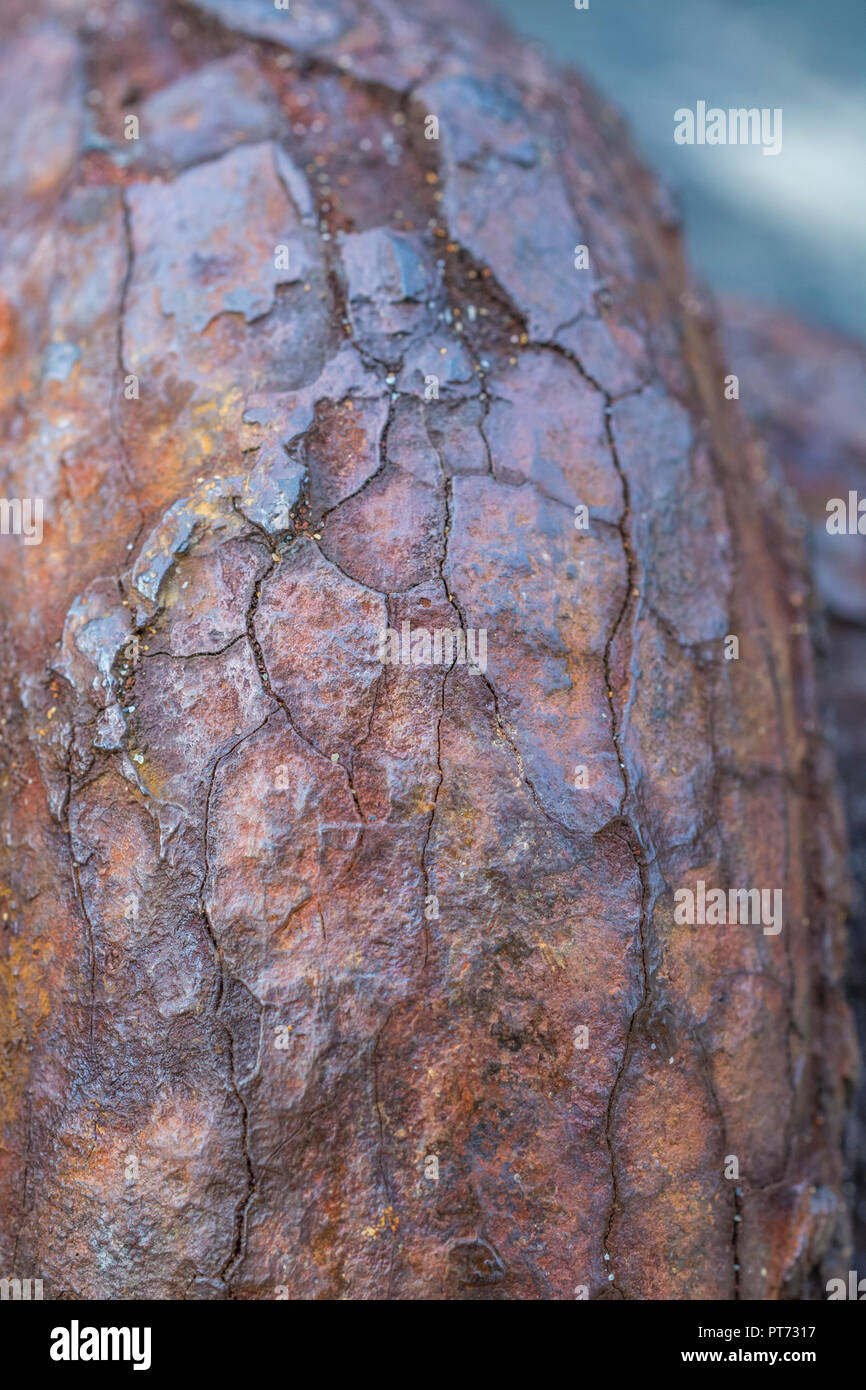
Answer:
[
  {"left": 0, "top": 0, "right": 856, "bottom": 1299},
  {"left": 722, "top": 300, "right": 866, "bottom": 1273}
]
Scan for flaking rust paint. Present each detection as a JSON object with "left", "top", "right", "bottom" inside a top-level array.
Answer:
[{"left": 0, "top": 0, "right": 856, "bottom": 1300}]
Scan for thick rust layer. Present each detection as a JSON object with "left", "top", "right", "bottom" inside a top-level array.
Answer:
[{"left": 0, "top": 0, "right": 855, "bottom": 1298}]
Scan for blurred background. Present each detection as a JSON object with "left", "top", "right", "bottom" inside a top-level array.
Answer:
[{"left": 493, "top": 0, "right": 865, "bottom": 341}]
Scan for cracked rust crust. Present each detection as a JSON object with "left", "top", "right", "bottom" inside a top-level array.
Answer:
[{"left": 0, "top": 0, "right": 856, "bottom": 1299}]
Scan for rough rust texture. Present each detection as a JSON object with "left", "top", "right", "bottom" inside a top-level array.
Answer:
[
  {"left": 722, "top": 302, "right": 866, "bottom": 1272},
  {"left": 0, "top": 0, "right": 856, "bottom": 1299}
]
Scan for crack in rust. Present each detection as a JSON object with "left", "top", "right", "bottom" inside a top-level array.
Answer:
[
  {"left": 113, "top": 192, "right": 146, "bottom": 521},
  {"left": 594, "top": 395, "right": 654, "bottom": 1299},
  {"left": 199, "top": 711, "right": 274, "bottom": 1290}
]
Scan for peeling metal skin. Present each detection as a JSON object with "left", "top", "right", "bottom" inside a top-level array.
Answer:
[{"left": 0, "top": 0, "right": 856, "bottom": 1300}]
